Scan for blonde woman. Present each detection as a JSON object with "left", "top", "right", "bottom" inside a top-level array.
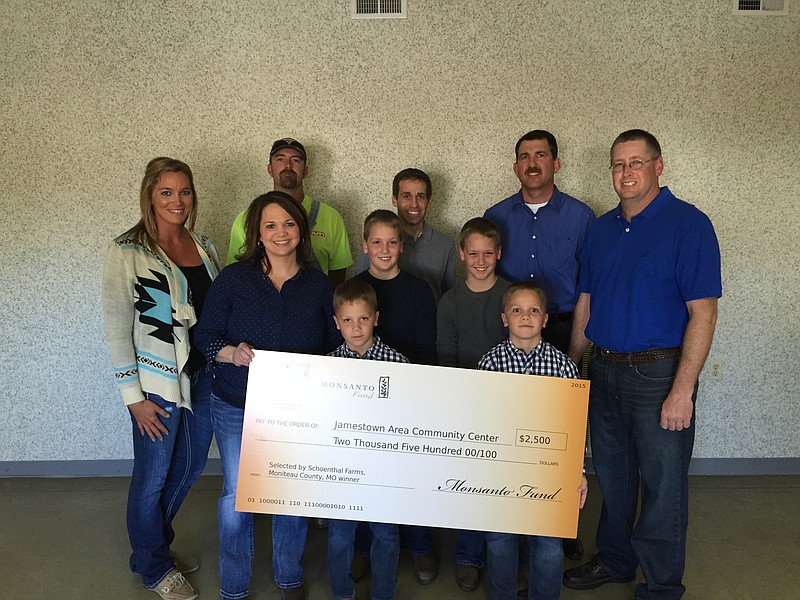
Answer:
[{"left": 103, "top": 157, "right": 220, "bottom": 600}]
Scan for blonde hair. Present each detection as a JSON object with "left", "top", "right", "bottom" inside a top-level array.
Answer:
[
  {"left": 363, "top": 209, "right": 402, "bottom": 240},
  {"left": 126, "top": 157, "right": 198, "bottom": 251}
]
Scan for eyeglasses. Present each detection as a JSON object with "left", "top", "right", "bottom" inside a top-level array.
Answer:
[{"left": 609, "top": 159, "right": 654, "bottom": 173}]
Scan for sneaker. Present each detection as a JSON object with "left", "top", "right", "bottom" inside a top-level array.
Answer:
[
  {"left": 151, "top": 569, "right": 197, "bottom": 600},
  {"left": 170, "top": 551, "right": 199, "bottom": 574}
]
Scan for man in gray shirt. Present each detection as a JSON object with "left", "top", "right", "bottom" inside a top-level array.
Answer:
[{"left": 354, "top": 168, "right": 455, "bottom": 302}]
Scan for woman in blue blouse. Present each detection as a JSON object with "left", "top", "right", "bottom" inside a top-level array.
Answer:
[{"left": 196, "top": 191, "right": 340, "bottom": 600}]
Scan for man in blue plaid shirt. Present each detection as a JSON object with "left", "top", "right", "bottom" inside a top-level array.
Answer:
[
  {"left": 478, "top": 281, "right": 587, "bottom": 600},
  {"left": 326, "top": 279, "right": 407, "bottom": 600}
]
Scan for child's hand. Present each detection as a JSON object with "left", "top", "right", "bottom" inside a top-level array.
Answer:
[{"left": 578, "top": 474, "right": 588, "bottom": 509}]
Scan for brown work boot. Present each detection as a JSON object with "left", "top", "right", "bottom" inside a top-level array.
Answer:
[
  {"left": 280, "top": 585, "right": 306, "bottom": 600},
  {"left": 413, "top": 553, "right": 438, "bottom": 585},
  {"left": 455, "top": 564, "right": 480, "bottom": 592}
]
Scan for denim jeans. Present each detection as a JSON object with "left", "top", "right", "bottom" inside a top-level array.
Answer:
[
  {"left": 588, "top": 354, "right": 694, "bottom": 600},
  {"left": 455, "top": 529, "right": 486, "bottom": 568},
  {"left": 407, "top": 525, "right": 433, "bottom": 555},
  {"left": 211, "top": 393, "right": 253, "bottom": 599},
  {"left": 485, "top": 533, "right": 562, "bottom": 600},
  {"left": 354, "top": 521, "right": 371, "bottom": 555},
  {"left": 272, "top": 514, "right": 308, "bottom": 589},
  {"left": 357, "top": 524, "right": 432, "bottom": 557},
  {"left": 128, "top": 368, "right": 213, "bottom": 588},
  {"left": 328, "top": 520, "right": 399, "bottom": 600}
]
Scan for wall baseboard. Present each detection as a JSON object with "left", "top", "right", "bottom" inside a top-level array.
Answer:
[
  {"left": 1, "top": 457, "right": 799, "bottom": 478},
  {"left": 0, "top": 459, "right": 223, "bottom": 478}
]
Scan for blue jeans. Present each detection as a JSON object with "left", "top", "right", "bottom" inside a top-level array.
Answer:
[
  {"left": 127, "top": 369, "right": 213, "bottom": 588},
  {"left": 588, "top": 354, "right": 694, "bottom": 600},
  {"left": 328, "top": 520, "right": 399, "bottom": 600},
  {"left": 455, "top": 530, "right": 486, "bottom": 568},
  {"left": 272, "top": 514, "right": 308, "bottom": 589},
  {"left": 211, "top": 394, "right": 253, "bottom": 599},
  {"left": 407, "top": 525, "right": 433, "bottom": 555},
  {"left": 486, "top": 533, "right": 562, "bottom": 600},
  {"left": 357, "top": 524, "right": 432, "bottom": 557}
]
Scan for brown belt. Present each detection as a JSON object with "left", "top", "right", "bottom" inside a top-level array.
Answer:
[{"left": 594, "top": 346, "right": 681, "bottom": 364}]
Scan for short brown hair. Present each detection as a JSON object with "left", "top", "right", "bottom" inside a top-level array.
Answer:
[
  {"left": 515, "top": 130, "right": 558, "bottom": 160},
  {"left": 459, "top": 217, "right": 501, "bottom": 250},
  {"left": 610, "top": 129, "right": 662, "bottom": 161},
  {"left": 392, "top": 168, "right": 431, "bottom": 198},
  {"left": 333, "top": 279, "right": 378, "bottom": 314},
  {"left": 503, "top": 282, "right": 548, "bottom": 313},
  {"left": 236, "top": 191, "right": 315, "bottom": 273},
  {"left": 363, "top": 209, "right": 402, "bottom": 240}
]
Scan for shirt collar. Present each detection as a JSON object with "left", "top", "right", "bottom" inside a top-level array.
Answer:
[
  {"left": 506, "top": 338, "right": 545, "bottom": 358},
  {"left": 344, "top": 336, "right": 382, "bottom": 359},
  {"left": 404, "top": 221, "right": 432, "bottom": 242},
  {"left": 512, "top": 186, "right": 563, "bottom": 212},
  {"left": 612, "top": 186, "right": 674, "bottom": 222},
  {"left": 639, "top": 186, "right": 674, "bottom": 219}
]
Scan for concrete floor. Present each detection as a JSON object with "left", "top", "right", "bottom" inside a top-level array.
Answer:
[{"left": 1, "top": 475, "right": 798, "bottom": 599}]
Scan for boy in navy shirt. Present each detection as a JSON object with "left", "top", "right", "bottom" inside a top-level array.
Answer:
[
  {"left": 353, "top": 210, "right": 437, "bottom": 365},
  {"left": 352, "top": 210, "right": 438, "bottom": 583}
]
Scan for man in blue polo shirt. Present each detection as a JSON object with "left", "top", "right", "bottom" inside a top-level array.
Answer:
[
  {"left": 484, "top": 130, "right": 594, "bottom": 571},
  {"left": 564, "top": 130, "right": 721, "bottom": 600}
]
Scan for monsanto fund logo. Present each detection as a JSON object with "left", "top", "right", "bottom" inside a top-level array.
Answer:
[{"left": 378, "top": 376, "right": 390, "bottom": 398}]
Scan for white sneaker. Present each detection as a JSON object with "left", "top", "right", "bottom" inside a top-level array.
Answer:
[{"left": 151, "top": 568, "right": 197, "bottom": 600}]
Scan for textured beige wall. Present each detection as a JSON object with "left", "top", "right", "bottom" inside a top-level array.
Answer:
[{"left": 1, "top": 0, "right": 798, "bottom": 462}]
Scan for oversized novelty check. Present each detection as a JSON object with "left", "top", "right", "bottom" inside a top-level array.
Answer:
[{"left": 235, "top": 350, "right": 589, "bottom": 538}]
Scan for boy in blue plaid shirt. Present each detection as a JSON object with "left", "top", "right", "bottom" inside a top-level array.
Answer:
[
  {"left": 478, "top": 282, "right": 588, "bottom": 600},
  {"left": 327, "top": 279, "right": 407, "bottom": 600}
]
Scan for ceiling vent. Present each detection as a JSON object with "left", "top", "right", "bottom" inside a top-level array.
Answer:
[
  {"left": 351, "top": 0, "right": 407, "bottom": 19},
  {"left": 734, "top": 0, "right": 789, "bottom": 14}
]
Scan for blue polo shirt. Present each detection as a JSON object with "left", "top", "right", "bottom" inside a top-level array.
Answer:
[
  {"left": 484, "top": 187, "right": 595, "bottom": 313},
  {"left": 579, "top": 187, "right": 722, "bottom": 352}
]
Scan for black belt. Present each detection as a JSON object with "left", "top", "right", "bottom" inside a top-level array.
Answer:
[
  {"left": 594, "top": 346, "right": 681, "bottom": 364},
  {"left": 548, "top": 311, "right": 574, "bottom": 323}
]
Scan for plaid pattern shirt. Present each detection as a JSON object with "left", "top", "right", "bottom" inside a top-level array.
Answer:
[
  {"left": 328, "top": 336, "right": 409, "bottom": 364},
  {"left": 478, "top": 339, "right": 579, "bottom": 379}
]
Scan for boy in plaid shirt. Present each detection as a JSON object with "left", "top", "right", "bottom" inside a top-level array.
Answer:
[
  {"left": 327, "top": 279, "right": 407, "bottom": 600},
  {"left": 478, "top": 282, "right": 588, "bottom": 600}
]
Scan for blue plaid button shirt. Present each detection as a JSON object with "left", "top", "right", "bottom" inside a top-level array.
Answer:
[
  {"left": 328, "top": 336, "right": 409, "bottom": 364},
  {"left": 478, "top": 339, "right": 578, "bottom": 379}
]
